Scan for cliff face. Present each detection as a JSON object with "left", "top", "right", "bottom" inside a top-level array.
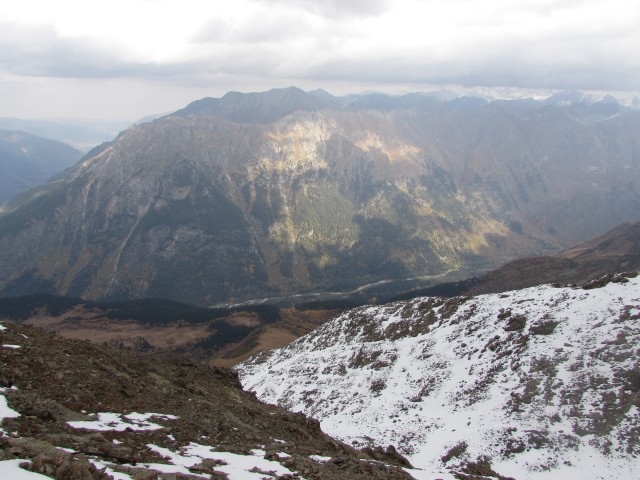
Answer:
[{"left": 0, "top": 88, "right": 639, "bottom": 305}]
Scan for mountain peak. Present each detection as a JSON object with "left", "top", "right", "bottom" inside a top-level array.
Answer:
[{"left": 173, "top": 86, "right": 337, "bottom": 123}]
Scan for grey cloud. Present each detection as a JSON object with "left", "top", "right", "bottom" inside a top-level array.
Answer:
[
  {"left": 193, "top": 18, "right": 231, "bottom": 43},
  {"left": 303, "top": 41, "right": 640, "bottom": 92},
  {"left": 192, "top": 0, "right": 378, "bottom": 48},
  {"left": 0, "top": 24, "right": 135, "bottom": 78},
  {"left": 0, "top": 23, "right": 209, "bottom": 80},
  {"left": 254, "top": 0, "right": 391, "bottom": 18},
  {"left": 0, "top": 21, "right": 292, "bottom": 86},
  {"left": 297, "top": 20, "right": 640, "bottom": 92},
  {"left": 1, "top": 2, "right": 638, "bottom": 96}
]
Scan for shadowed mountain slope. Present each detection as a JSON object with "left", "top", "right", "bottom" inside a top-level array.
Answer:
[{"left": 463, "top": 221, "right": 640, "bottom": 296}]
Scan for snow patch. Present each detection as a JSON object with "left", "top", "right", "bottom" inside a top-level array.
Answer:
[
  {"left": 0, "top": 460, "right": 52, "bottom": 479},
  {"left": 146, "top": 442, "right": 298, "bottom": 479},
  {"left": 67, "top": 412, "right": 178, "bottom": 431},
  {"left": 1, "top": 388, "right": 20, "bottom": 433},
  {"left": 309, "top": 454, "right": 332, "bottom": 463}
]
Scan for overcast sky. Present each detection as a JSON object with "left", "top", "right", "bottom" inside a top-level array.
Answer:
[{"left": 1, "top": 0, "right": 639, "bottom": 121}]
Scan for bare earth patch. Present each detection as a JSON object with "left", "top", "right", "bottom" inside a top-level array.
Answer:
[{"left": 212, "top": 326, "right": 299, "bottom": 368}]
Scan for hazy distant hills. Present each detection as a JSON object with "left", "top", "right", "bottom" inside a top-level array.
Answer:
[
  {"left": 0, "top": 87, "right": 639, "bottom": 305},
  {"left": 0, "top": 129, "right": 83, "bottom": 204},
  {"left": 0, "top": 117, "right": 129, "bottom": 152}
]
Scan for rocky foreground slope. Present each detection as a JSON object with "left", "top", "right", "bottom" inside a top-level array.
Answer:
[
  {"left": 0, "top": 321, "right": 414, "bottom": 479},
  {"left": 238, "top": 273, "right": 640, "bottom": 479}
]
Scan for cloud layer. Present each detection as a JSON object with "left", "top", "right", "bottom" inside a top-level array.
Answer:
[{"left": 0, "top": 0, "right": 638, "bottom": 119}]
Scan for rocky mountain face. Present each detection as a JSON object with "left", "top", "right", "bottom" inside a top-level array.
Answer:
[
  {"left": 0, "top": 130, "right": 82, "bottom": 204},
  {"left": 0, "top": 87, "right": 639, "bottom": 305},
  {"left": 238, "top": 272, "right": 640, "bottom": 480},
  {"left": 0, "top": 320, "right": 414, "bottom": 479}
]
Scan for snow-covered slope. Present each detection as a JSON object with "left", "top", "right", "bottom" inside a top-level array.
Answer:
[{"left": 238, "top": 274, "right": 640, "bottom": 479}]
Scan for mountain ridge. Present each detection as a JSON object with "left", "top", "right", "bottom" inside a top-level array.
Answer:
[
  {"left": 173, "top": 86, "right": 339, "bottom": 123},
  {"left": 0, "top": 89, "right": 639, "bottom": 305}
]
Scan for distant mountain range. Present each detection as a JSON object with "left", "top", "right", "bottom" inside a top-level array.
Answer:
[
  {"left": 0, "top": 87, "right": 639, "bottom": 305},
  {"left": 0, "top": 117, "right": 129, "bottom": 152},
  {"left": 0, "top": 129, "right": 82, "bottom": 204}
]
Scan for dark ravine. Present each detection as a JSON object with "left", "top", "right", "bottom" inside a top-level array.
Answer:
[
  {"left": 1, "top": 87, "right": 639, "bottom": 306},
  {"left": 0, "top": 320, "right": 413, "bottom": 479}
]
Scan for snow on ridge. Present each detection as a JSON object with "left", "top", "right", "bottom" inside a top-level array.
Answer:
[{"left": 238, "top": 276, "right": 640, "bottom": 479}]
